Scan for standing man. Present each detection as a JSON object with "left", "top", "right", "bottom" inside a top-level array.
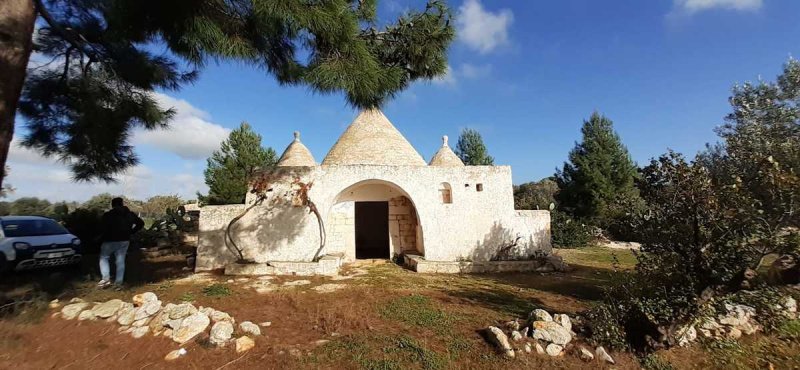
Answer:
[{"left": 98, "top": 197, "right": 144, "bottom": 289}]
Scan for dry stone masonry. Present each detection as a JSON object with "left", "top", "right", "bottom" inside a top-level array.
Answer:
[{"left": 52, "top": 292, "right": 262, "bottom": 361}]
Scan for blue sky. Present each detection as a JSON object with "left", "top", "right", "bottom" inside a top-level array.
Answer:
[{"left": 9, "top": 0, "right": 800, "bottom": 201}]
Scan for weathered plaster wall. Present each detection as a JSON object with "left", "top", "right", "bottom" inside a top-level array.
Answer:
[{"left": 197, "top": 165, "right": 551, "bottom": 270}]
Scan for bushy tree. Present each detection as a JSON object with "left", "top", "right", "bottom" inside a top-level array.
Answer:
[
  {"left": 591, "top": 60, "right": 800, "bottom": 350},
  {"left": 201, "top": 122, "right": 277, "bottom": 205},
  {"left": 1, "top": 0, "right": 454, "bottom": 187},
  {"left": 455, "top": 128, "right": 494, "bottom": 165},
  {"left": 9, "top": 197, "right": 52, "bottom": 216},
  {"left": 141, "top": 195, "right": 183, "bottom": 218},
  {"left": 555, "top": 112, "right": 640, "bottom": 230},
  {"left": 513, "top": 178, "right": 557, "bottom": 210}
]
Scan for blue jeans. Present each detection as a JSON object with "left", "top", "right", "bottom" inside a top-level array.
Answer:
[{"left": 99, "top": 241, "right": 129, "bottom": 285}]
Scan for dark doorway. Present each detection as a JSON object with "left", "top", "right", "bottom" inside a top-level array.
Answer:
[{"left": 355, "top": 201, "right": 389, "bottom": 259}]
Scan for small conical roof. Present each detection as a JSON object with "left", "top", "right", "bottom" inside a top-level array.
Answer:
[
  {"left": 429, "top": 135, "right": 465, "bottom": 167},
  {"left": 322, "top": 109, "right": 426, "bottom": 166},
  {"left": 277, "top": 131, "right": 316, "bottom": 167}
]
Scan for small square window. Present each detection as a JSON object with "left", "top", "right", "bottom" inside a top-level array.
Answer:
[
  {"left": 476, "top": 184, "right": 484, "bottom": 192},
  {"left": 464, "top": 184, "right": 470, "bottom": 188}
]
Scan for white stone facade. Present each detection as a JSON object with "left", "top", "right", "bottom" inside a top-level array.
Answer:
[{"left": 196, "top": 110, "right": 551, "bottom": 272}]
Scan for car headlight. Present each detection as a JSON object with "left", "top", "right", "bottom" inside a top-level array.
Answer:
[
  {"left": 13, "top": 242, "right": 31, "bottom": 250},
  {"left": 71, "top": 238, "right": 81, "bottom": 246}
]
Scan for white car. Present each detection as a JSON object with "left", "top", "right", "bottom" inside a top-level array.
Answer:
[{"left": 0, "top": 216, "right": 82, "bottom": 272}]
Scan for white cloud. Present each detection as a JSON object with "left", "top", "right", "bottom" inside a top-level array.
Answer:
[
  {"left": 133, "top": 93, "right": 230, "bottom": 160},
  {"left": 460, "top": 63, "right": 493, "bottom": 79},
  {"left": 671, "top": 0, "right": 763, "bottom": 14},
  {"left": 432, "top": 65, "right": 458, "bottom": 87},
  {"left": 456, "top": 0, "right": 513, "bottom": 54}
]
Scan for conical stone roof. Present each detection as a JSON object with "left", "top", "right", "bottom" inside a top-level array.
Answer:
[
  {"left": 277, "top": 131, "right": 316, "bottom": 167},
  {"left": 322, "top": 109, "right": 426, "bottom": 166},
  {"left": 429, "top": 135, "right": 465, "bottom": 167}
]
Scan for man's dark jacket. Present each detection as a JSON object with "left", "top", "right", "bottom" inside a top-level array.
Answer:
[{"left": 101, "top": 206, "right": 145, "bottom": 242}]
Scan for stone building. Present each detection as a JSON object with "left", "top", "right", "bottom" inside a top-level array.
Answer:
[{"left": 197, "top": 109, "right": 551, "bottom": 274}]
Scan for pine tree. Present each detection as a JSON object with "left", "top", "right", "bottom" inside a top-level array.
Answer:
[
  {"left": 555, "top": 112, "right": 639, "bottom": 224},
  {"left": 201, "top": 122, "right": 277, "bottom": 205},
  {"left": 455, "top": 128, "right": 494, "bottom": 165},
  {"left": 1, "top": 0, "right": 454, "bottom": 186}
]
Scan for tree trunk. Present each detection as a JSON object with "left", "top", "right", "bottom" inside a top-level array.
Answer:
[{"left": 0, "top": 0, "right": 36, "bottom": 189}]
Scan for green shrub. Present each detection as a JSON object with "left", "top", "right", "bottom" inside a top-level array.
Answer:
[
  {"left": 202, "top": 284, "right": 232, "bottom": 297},
  {"left": 585, "top": 303, "right": 628, "bottom": 350},
  {"left": 551, "top": 210, "right": 593, "bottom": 248},
  {"left": 640, "top": 354, "right": 674, "bottom": 370}
]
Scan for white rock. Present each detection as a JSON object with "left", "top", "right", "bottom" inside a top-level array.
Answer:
[
  {"left": 532, "top": 321, "right": 571, "bottom": 345},
  {"left": 132, "top": 292, "right": 158, "bottom": 307},
  {"left": 510, "top": 330, "right": 523, "bottom": 341},
  {"left": 235, "top": 336, "right": 255, "bottom": 353},
  {"left": 485, "top": 326, "right": 515, "bottom": 358},
  {"left": 210, "top": 321, "right": 234, "bottom": 346},
  {"left": 164, "top": 348, "right": 187, "bottom": 361},
  {"left": 524, "top": 343, "right": 532, "bottom": 353},
  {"left": 239, "top": 321, "right": 261, "bottom": 336},
  {"left": 118, "top": 326, "right": 130, "bottom": 333},
  {"left": 676, "top": 325, "right": 697, "bottom": 347},
  {"left": 532, "top": 329, "right": 552, "bottom": 342},
  {"left": 49, "top": 299, "right": 61, "bottom": 309},
  {"left": 210, "top": 310, "right": 234, "bottom": 324},
  {"left": 521, "top": 327, "right": 529, "bottom": 337},
  {"left": 117, "top": 307, "right": 136, "bottom": 326},
  {"left": 545, "top": 343, "right": 563, "bottom": 357},
  {"left": 283, "top": 280, "right": 311, "bottom": 287},
  {"left": 131, "top": 326, "right": 150, "bottom": 339},
  {"left": 553, "top": 314, "right": 572, "bottom": 331},
  {"left": 165, "top": 318, "right": 184, "bottom": 330},
  {"left": 173, "top": 312, "right": 210, "bottom": 344},
  {"left": 579, "top": 347, "right": 594, "bottom": 361},
  {"left": 530, "top": 309, "right": 553, "bottom": 322},
  {"left": 535, "top": 341, "right": 546, "bottom": 354},
  {"left": 260, "top": 322, "right": 272, "bottom": 327},
  {"left": 69, "top": 298, "right": 84, "bottom": 303},
  {"left": 168, "top": 303, "right": 197, "bottom": 320},
  {"left": 78, "top": 309, "right": 97, "bottom": 321},
  {"left": 595, "top": 346, "right": 615, "bottom": 364},
  {"left": 505, "top": 320, "right": 520, "bottom": 331},
  {"left": 93, "top": 299, "right": 125, "bottom": 318},
  {"left": 61, "top": 302, "right": 90, "bottom": 320}
]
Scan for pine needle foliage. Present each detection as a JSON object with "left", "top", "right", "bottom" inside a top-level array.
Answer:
[
  {"left": 454, "top": 128, "right": 494, "bottom": 165},
  {"left": 17, "top": 0, "right": 454, "bottom": 182}
]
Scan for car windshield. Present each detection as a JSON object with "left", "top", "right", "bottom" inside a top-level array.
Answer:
[{"left": 1, "top": 219, "right": 69, "bottom": 237}]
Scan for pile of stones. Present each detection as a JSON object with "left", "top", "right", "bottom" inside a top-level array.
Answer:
[
  {"left": 484, "top": 308, "right": 614, "bottom": 364},
  {"left": 52, "top": 292, "right": 264, "bottom": 360},
  {"left": 677, "top": 296, "right": 797, "bottom": 346}
]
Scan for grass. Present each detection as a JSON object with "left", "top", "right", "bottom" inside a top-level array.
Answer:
[
  {"left": 378, "top": 294, "right": 457, "bottom": 334},
  {"left": 202, "top": 283, "right": 232, "bottom": 297},
  {"left": 178, "top": 292, "right": 195, "bottom": 302},
  {"left": 313, "top": 334, "right": 446, "bottom": 370},
  {"left": 556, "top": 245, "right": 637, "bottom": 270}
]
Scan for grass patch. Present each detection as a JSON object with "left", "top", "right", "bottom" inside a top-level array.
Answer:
[
  {"left": 315, "top": 334, "right": 446, "bottom": 370},
  {"left": 202, "top": 283, "right": 231, "bottom": 297},
  {"left": 379, "top": 294, "right": 456, "bottom": 334},
  {"left": 178, "top": 292, "right": 195, "bottom": 302},
  {"left": 640, "top": 353, "right": 675, "bottom": 370},
  {"left": 776, "top": 320, "right": 800, "bottom": 341},
  {"left": 557, "top": 246, "right": 637, "bottom": 270}
]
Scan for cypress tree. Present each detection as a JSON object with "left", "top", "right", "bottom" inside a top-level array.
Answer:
[
  {"left": 455, "top": 128, "right": 494, "bottom": 165},
  {"left": 201, "top": 122, "right": 277, "bottom": 205},
  {"left": 555, "top": 112, "right": 639, "bottom": 224}
]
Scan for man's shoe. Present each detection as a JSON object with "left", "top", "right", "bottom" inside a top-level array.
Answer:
[
  {"left": 113, "top": 284, "right": 124, "bottom": 291},
  {"left": 97, "top": 280, "right": 111, "bottom": 288}
]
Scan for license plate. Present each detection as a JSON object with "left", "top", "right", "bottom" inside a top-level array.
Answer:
[{"left": 47, "top": 253, "right": 64, "bottom": 258}]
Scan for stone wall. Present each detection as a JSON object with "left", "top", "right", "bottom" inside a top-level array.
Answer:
[
  {"left": 197, "top": 165, "right": 552, "bottom": 271},
  {"left": 388, "top": 196, "right": 418, "bottom": 255}
]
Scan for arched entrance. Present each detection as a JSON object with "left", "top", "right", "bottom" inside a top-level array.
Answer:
[{"left": 329, "top": 180, "right": 424, "bottom": 260}]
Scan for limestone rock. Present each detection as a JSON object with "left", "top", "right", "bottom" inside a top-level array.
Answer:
[
  {"left": 165, "top": 318, "right": 184, "bottom": 330},
  {"left": 49, "top": 299, "right": 61, "bottom": 309},
  {"left": 579, "top": 347, "right": 594, "bottom": 361},
  {"left": 312, "top": 284, "right": 345, "bottom": 293},
  {"left": 118, "top": 326, "right": 130, "bottom": 333},
  {"left": 173, "top": 312, "right": 210, "bottom": 344},
  {"left": 530, "top": 309, "right": 553, "bottom": 322},
  {"left": 510, "top": 330, "right": 523, "bottom": 341},
  {"left": 69, "top": 298, "right": 84, "bottom": 304},
  {"left": 165, "top": 348, "right": 187, "bottom": 361},
  {"left": 260, "top": 321, "right": 272, "bottom": 327},
  {"left": 61, "top": 302, "right": 90, "bottom": 320},
  {"left": 485, "top": 326, "right": 514, "bottom": 358},
  {"left": 131, "top": 326, "right": 150, "bottom": 339},
  {"left": 524, "top": 343, "right": 532, "bottom": 353},
  {"left": 505, "top": 320, "right": 520, "bottom": 331},
  {"left": 545, "top": 343, "right": 563, "bottom": 357},
  {"left": 596, "top": 346, "right": 615, "bottom": 364},
  {"left": 283, "top": 280, "right": 311, "bottom": 287},
  {"left": 239, "top": 321, "right": 261, "bottom": 336},
  {"left": 210, "top": 321, "right": 234, "bottom": 346},
  {"left": 532, "top": 321, "right": 572, "bottom": 345},
  {"left": 78, "top": 309, "right": 97, "bottom": 321},
  {"left": 235, "top": 336, "right": 256, "bottom": 353},
  {"left": 531, "top": 329, "right": 552, "bottom": 342},
  {"left": 149, "top": 312, "right": 168, "bottom": 335},
  {"left": 210, "top": 310, "right": 234, "bottom": 324},
  {"left": 168, "top": 303, "right": 197, "bottom": 320},
  {"left": 535, "top": 341, "right": 545, "bottom": 354},
  {"left": 132, "top": 317, "right": 151, "bottom": 327},
  {"left": 93, "top": 299, "right": 125, "bottom": 318},
  {"left": 782, "top": 296, "right": 797, "bottom": 318},
  {"left": 546, "top": 255, "right": 571, "bottom": 272},
  {"left": 132, "top": 292, "right": 158, "bottom": 307},
  {"left": 117, "top": 306, "right": 136, "bottom": 326},
  {"left": 727, "top": 327, "right": 743, "bottom": 339},
  {"left": 676, "top": 325, "right": 697, "bottom": 347},
  {"left": 521, "top": 327, "right": 529, "bottom": 337},
  {"left": 553, "top": 313, "right": 572, "bottom": 331}
]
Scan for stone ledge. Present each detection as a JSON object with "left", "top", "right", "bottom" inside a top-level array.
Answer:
[
  {"left": 403, "top": 254, "right": 552, "bottom": 274},
  {"left": 225, "top": 254, "right": 343, "bottom": 276}
]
